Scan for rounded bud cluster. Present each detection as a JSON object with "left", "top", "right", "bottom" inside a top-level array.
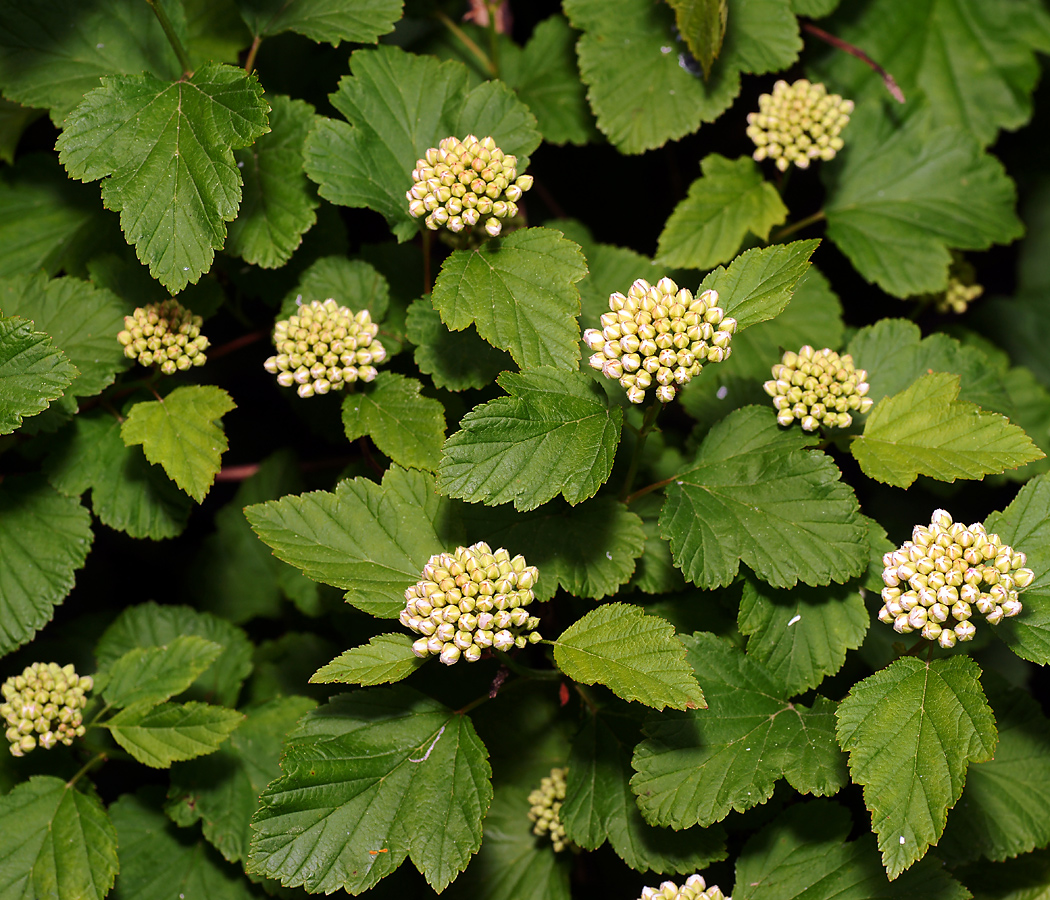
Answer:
[
  {"left": 116, "top": 300, "right": 209, "bottom": 375},
  {"left": 763, "top": 345, "right": 873, "bottom": 431},
  {"left": 878, "top": 509, "right": 1033, "bottom": 648},
  {"left": 747, "top": 79, "right": 854, "bottom": 172},
  {"left": 933, "top": 255, "right": 983, "bottom": 315},
  {"left": 263, "top": 299, "right": 387, "bottom": 398},
  {"left": 400, "top": 542, "right": 542, "bottom": 665},
  {"left": 639, "top": 875, "right": 730, "bottom": 900},
  {"left": 528, "top": 767, "right": 571, "bottom": 852},
  {"left": 584, "top": 277, "right": 736, "bottom": 405},
  {"left": 406, "top": 135, "right": 533, "bottom": 238},
  {"left": 2, "top": 663, "right": 93, "bottom": 757}
]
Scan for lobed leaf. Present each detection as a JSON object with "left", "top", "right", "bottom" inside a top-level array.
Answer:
[
  {"left": 102, "top": 636, "right": 224, "bottom": 709},
  {"left": 236, "top": 0, "right": 404, "bottom": 43},
  {"left": 105, "top": 700, "right": 244, "bottom": 769},
  {"left": 280, "top": 255, "right": 390, "bottom": 320},
  {"left": 405, "top": 296, "right": 511, "bottom": 391},
  {"left": 310, "top": 633, "right": 426, "bottom": 686},
  {"left": 0, "top": 315, "right": 77, "bottom": 434}
]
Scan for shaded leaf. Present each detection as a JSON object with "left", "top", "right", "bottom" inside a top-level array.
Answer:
[
  {"left": 236, "top": 0, "right": 403, "bottom": 43},
  {"left": 106, "top": 701, "right": 244, "bottom": 768},
  {"left": 103, "top": 636, "right": 224, "bottom": 709},
  {"left": 0, "top": 315, "right": 77, "bottom": 434},
  {"left": 405, "top": 296, "right": 511, "bottom": 391},
  {"left": 668, "top": 0, "right": 729, "bottom": 78},
  {"left": 626, "top": 493, "right": 687, "bottom": 595},
  {"left": 310, "top": 633, "right": 426, "bottom": 686},
  {"left": 279, "top": 255, "right": 390, "bottom": 320}
]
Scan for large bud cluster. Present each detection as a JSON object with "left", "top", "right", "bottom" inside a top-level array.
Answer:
[
  {"left": 584, "top": 278, "right": 736, "bottom": 405},
  {"left": 878, "top": 509, "right": 1033, "bottom": 648},
  {"left": 527, "top": 767, "right": 571, "bottom": 852},
  {"left": 263, "top": 300, "right": 387, "bottom": 398},
  {"left": 747, "top": 79, "right": 854, "bottom": 172},
  {"left": 639, "top": 875, "right": 730, "bottom": 900},
  {"left": 117, "top": 300, "right": 209, "bottom": 375},
  {"left": 2, "top": 663, "right": 93, "bottom": 757},
  {"left": 400, "top": 542, "right": 542, "bottom": 665},
  {"left": 763, "top": 345, "right": 873, "bottom": 431},
  {"left": 406, "top": 135, "right": 533, "bottom": 238}
]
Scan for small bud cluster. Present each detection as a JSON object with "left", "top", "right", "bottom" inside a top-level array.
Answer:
[
  {"left": 406, "top": 135, "right": 533, "bottom": 238},
  {"left": 2, "top": 663, "right": 93, "bottom": 757},
  {"left": 639, "top": 875, "right": 730, "bottom": 900},
  {"left": 747, "top": 79, "right": 854, "bottom": 172},
  {"left": 879, "top": 509, "right": 1033, "bottom": 648},
  {"left": 117, "top": 300, "right": 209, "bottom": 375},
  {"left": 400, "top": 542, "right": 542, "bottom": 665},
  {"left": 763, "top": 345, "right": 873, "bottom": 431},
  {"left": 263, "top": 299, "right": 387, "bottom": 398},
  {"left": 935, "top": 255, "right": 983, "bottom": 315},
  {"left": 528, "top": 767, "right": 571, "bottom": 852},
  {"left": 584, "top": 278, "right": 736, "bottom": 405}
]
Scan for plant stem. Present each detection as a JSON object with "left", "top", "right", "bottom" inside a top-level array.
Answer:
[
  {"left": 244, "top": 34, "right": 262, "bottom": 74},
  {"left": 769, "top": 209, "right": 826, "bottom": 243},
  {"left": 145, "top": 0, "right": 194, "bottom": 77},
  {"left": 208, "top": 329, "right": 265, "bottom": 361},
  {"left": 618, "top": 401, "right": 662, "bottom": 501},
  {"left": 802, "top": 22, "right": 905, "bottom": 104},
  {"left": 487, "top": 8, "right": 501, "bottom": 79},
  {"left": 434, "top": 10, "right": 496, "bottom": 77},
  {"left": 422, "top": 230, "right": 433, "bottom": 296},
  {"left": 493, "top": 649, "right": 560, "bottom": 680},
  {"left": 67, "top": 752, "right": 107, "bottom": 788},
  {"left": 624, "top": 474, "right": 677, "bottom": 506},
  {"left": 457, "top": 694, "right": 490, "bottom": 716}
]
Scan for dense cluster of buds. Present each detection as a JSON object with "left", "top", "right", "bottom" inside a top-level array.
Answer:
[
  {"left": 2, "top": 663, "right": 92, "bottom": 757},
  {"left": 117, "top": 300, "right": 208, "bottom": 374},
  {"left": 585, "top": 277, "right": 736, "bottom": 405},
  {"left": 400, "top": 542, "right": 542, "bottom": 665},
  {"left": 263, "top": 300, "right": 387, "bottom": 398},
  {"left": 763, "top": 345, "right": 873, "bottom": 431},
  {"left": 935, "top": 255, "right": 984, "bottom": 315},
  {"left": 528, "top": 767, "right": 571, "bottom": 852},
  {"left": 638, "top": 875, "right": 730, "bottom": 900},
  {"left": 747, "top": 79, "right": 854, "bottom": 171},
  {"left": 878, "top": 509, "right": 1033, "bottom": 648},
  {"left": 406, "top": 135, "right": 533, "bottom": 238}
]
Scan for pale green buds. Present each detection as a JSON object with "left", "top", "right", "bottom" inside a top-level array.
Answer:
[
  {"left": 747, "top": 79, "right": 853, "bottom": 172},
  {"left": 117, "top": 300, "right": 208, "bottom": 374},
  {"left": 925, "top": 253, "right": 983, "bottom": 315},
  {"left": 764, "top": 345, "right": 872, "bottom": 431},
  {"left": 2, "top": 663, "right": 93, "bottom": 757},
  {"left": 528, "top": 767, "right": 573, "bottom": 853},
  {"left": 638, "top": 874, "right": 730, "bottom": 900}
]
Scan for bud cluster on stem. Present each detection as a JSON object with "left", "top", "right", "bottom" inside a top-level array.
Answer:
[
  {"left": 116, "top": 299, "right": 209, "bottom": 375},
  {"left": 2, "top": 662, "right": 93, "bottom": 757},
  {"left": 638, "top": 874, "right": 730, "bottom": 900},
  {"left": 931, "top": 253, "right": 983, "bottom": 315},
  {"left": 747, "top": 78, "right": 853, "bottom": 171},
  {"left": 527, "top": 766, "right": 572, "bottom": 852},
  {"left": 764, "top": 345, "right": 872, "bottom": 431}
]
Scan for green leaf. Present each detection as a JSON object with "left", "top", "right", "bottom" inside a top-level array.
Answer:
[
  {"left": 823, "top": 106, "right": 1023, "bottom": 297},
  {"left": 0, "top": 776, "right": 118, "bottom": 900},
  {"left": 121, "top": 385, "right": 237, "bottom": 502},
  {"left": 626, "top": 493, "right": 687, "bottom": 595},
  {"left": 310, "top": 633, "right": 426, "bottom": 686},
  {"left": 661, "top": 406, "right": 867, "bottom": 589},
  {"left": 836, "top": 655, "right": 997, "bottom": 879},
  {"left": 405, "top": 296, "right": 511, "bottom": 391},
  {"left": 236, "top": 0, "right": 404, "bottom": 42},
  {"left": 304, "top": 45, "right": 539, "bottom": 241},
  {"left": 851, "top": 372, "right": 1043, "bottom": 488},
  {"left": 0, "top": 97, "right": 41, "bottom": 165},
  {"left": 431, "top": 227, "right": 587, "bottom": 371},
  {"left": 0, "top": 474, "right": 93, "bottom": 657},
  {"left": 668, "top": 0, "right": 729, "bottom": 78},
  {"left": 248, "top": 686, "right": 492, "bottom": 894},
  {"left": 631, "top": 633, "right": 847, "bottom": 829},
  {"left": 103, "top": 636, "right": 225, "bottom": 709},
  {"left": 166, "top": 696, "right": 317, "bottom": 864},
  {"left": 551, "top": 604, "right": 704, "bottom": 711},
  {"left": 106, "top": 700, "right": 244, "bottom": 768},
  {"left": 738, "top": 574, "right": 868, "bottom": 695},
  {"left": 958, "top": 850, "right": 1050, "bottom": 900},
  {"left": 438, "top": 368, "right": 621, "bottom": 511},
  {"left": 790, "top": 0, "right": 840, "bottom": 14},
  {"left": 342, "top": 372, "right": 446, "bottom": 472},
  {"left": 279, "top": 254, "right": 390, "bottom": 320},
  {"left": 656, "top": 155, "right": 787, "bottom": 270},
  {"left": 0, "top": 315, "right": 77, "bottom": 434},
  {"left": 227, "top": 95, "right": 319, "bottom": 269},
  {"left": 57, "top": 63, "right": 270, "bottom": 293}
]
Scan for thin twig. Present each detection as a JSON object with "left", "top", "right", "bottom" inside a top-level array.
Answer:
[
  {"left": 208, "top": 330, "right": 266, "bottom": 362},
  {"left": 618, "top": 401, "right": 662, "bottom": 501},
  {"left": 769, "top": 209, "right": 826, "bottom": 244},
  {"left": 802, "top": 22, "right": 905, "bottom": 104},
  {"left": 67, "top": 752, "right": 107, "bottom": 788},
  {"left": 422, "top": 230, "right": 432, "bottom": 297},
  {"left": 434, "top": 10, "right": 496, "bottom": 77},
  {"left": 623, "top": 474, "right": 677, "bottom": 506},
  {"left": 214, "top": 463, "right": 261, "bottom": 482},
  {"left": 145, "top": 0, "right": 194, "bottom": 77},
  {"left": 244, "top": 35, "right": 262, "bottom": 74}
]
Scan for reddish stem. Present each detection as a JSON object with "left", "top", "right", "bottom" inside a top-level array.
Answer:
[
  {"left": 208, "top": 330, "right": 266, "bottom": 362},
  {"left": 802, "top": 22, "right": 905, "bottom": 104}
]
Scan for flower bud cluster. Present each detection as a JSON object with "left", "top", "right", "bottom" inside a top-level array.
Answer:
[
  {"left": 263, "top": 299, "right": 387, "bottom": 398},
  {"left": 528, "top": 767, "right": 571, "bottom": 852},
  {"left": 406, "top": 135, "right": 533, "bottom": 238},
  {"left": 400, "top": 542, "right": 542, "bottom": 665},
  {"left": 879, "top": 509, "right": 1032, "bottom": 648},
  {"left": 934, "top": 255, "right": 983, "bottom": 315},
  {"left": 584, "top": 277, "right": 736, "bottom": 405},
  {"left": 2, "top": 663, "right": 93, "bottom": 757},
  {"left": 117, "top": 300, "right": 209, "bottom": 375},
  {"left": 639, "top": 875, "right": 730, "bottom": 900},
  {"left": 747, "top": 79, "right": 854, "bottom": 171},
  {"left": 763, "top": 345, "right": 873, "bottom": 431}
]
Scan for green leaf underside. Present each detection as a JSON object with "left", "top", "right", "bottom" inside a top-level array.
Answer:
[
  {"left": 303, "top": 44, "right": 539, "bottom": 241},
  {"left": 166, "top": 696, "right": 318, "bottom": 865},
  {"left": 0, "top": 474, "right": 93, "bottom": 657},
  {"left": 56, "top": 63, "right": 270, "bottom": 293},
  {"left": 341, "top": 372, "right": 446, "bottom": 473},
  {"left": 405, "top": 296, "right": 511, "bottom": 391},
  {"left": 661, "top": 406, "right": 867, "bottom": 589},
  {"left": 0, "top": 776, "right": 118, "bottom": 900},
  {"left": 551, "top": 604, "right": 704, "bottom": 711},
  {"left": 248, "top": 686, "right": 492, "bottom": 894},
  {"left": 431, "top": 227, "right": 586, "bottom": 371},
  {"left": 121, "top": 385, "right": 237, "bottom": 503},
  {"left": 668, "top": 0, "right": 729, "bottom": 78},
  {"left": 237, "top": 0, "right": 404, "bottom": 43},
  {"left": 280, "top": 255, "right": 390, "bottom": 321},
  {"left": 657, "top": 155, "right": 787, "bottom": 270},
  {"left": 0, "top": 316, "right": 77, "bottom": 434},
  {"left": 310, "top": 633, "right": 426, "bottom": 686},
  {"left": 852, "top": 372, "right": 1042, "bottom": 488},
  {"left": 631, "top": 633, "right": 847, "bottom": 829},
  {"left": 103, "top": 636, "right": 224, "bottom": 709},
  {"left": 438, "top": 368, "right": 621, "bottom": 511},
  {"left": 105, "top": 700, "right": 244, "bottom": 768},
  {"left": 835, "top": 655, "right": 997, "bottom": 879}
]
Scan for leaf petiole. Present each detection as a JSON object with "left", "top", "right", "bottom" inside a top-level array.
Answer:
[{"left": 145, "top": 0, "right": 194, "bottom": 77}]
